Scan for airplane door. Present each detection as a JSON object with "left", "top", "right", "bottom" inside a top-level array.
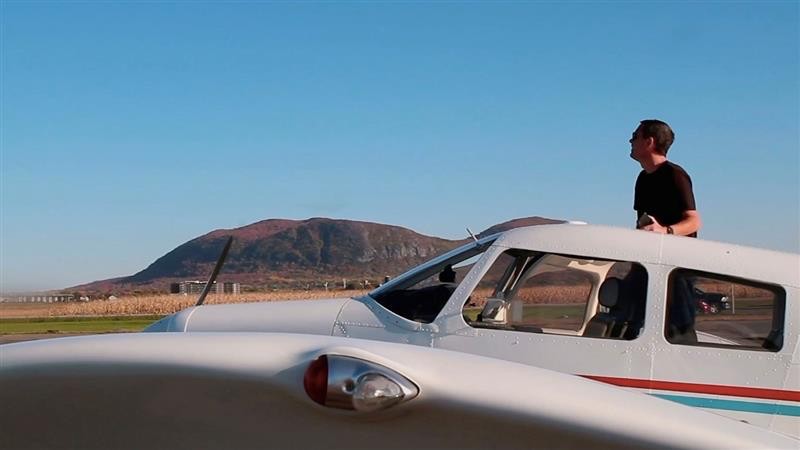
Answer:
[{"left": 434, "top": 249, "right": 655, "bottom": 382}]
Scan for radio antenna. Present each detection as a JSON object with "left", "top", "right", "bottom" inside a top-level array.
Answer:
[{"left": 466, "top": 227, "right": 478, "bottom": 243}]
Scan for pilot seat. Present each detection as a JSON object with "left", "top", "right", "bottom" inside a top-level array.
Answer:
[{"left": 583, "top": 274, "right": 645, "bottom": 340}]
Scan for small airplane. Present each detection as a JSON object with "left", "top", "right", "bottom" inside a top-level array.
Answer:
[{"left": 1, "top": 224, "right": 798, "bottom": 449}]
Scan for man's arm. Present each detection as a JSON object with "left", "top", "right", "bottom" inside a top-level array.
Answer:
[
  {"left": 642, "top": 210, "right": 702, "bottom": 236},
  {"left": 671, "top": 210, "right": 702, "bottom": 236},
  {"left": 670, "top": 166, "right": 700, "bottom": 235}
]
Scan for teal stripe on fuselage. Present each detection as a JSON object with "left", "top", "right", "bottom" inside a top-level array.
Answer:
[{"left": 653, "top": 394, "right": 800, "bottom": 417}]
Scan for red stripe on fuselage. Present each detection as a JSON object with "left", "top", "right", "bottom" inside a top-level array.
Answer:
[{"left": 581, "top": 375, "right": 800, "bottom": 402}]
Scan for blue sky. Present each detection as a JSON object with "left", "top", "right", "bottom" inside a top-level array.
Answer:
[{"left": 2, "top": 1, "right": 798, "bottom": 292}]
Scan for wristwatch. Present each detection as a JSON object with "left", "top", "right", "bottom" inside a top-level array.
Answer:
[{"left": 667, "top": 226, "right": 674, "bottom": 235}]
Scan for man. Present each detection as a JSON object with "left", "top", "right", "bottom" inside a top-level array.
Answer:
[
  {"left": 630, "top": 119, "right": 701, "bottom": 237},
  {"left": 630, "top": 119, "right": 701, "bottom": 343}
]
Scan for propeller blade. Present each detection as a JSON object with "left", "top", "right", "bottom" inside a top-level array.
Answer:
[{"left": 195, "top": 236, "right": 234, "bottom": 306}]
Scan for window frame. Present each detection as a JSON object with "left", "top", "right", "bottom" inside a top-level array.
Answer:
[
  {"left": 665, "top": 268, "right": 786, "bottom": 352},
  {"left": 463, "top": 248, "right": 649, "bottom": 340}
]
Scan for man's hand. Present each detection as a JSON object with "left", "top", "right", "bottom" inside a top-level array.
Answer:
[
  {"left": 640, "top": 211, "right": 702, "bottom": 236},
  {"left": 641, "top": 216, "right": 668, "bottom": 234}
]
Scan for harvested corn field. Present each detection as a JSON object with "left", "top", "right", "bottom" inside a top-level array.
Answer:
[{"left": 0, "top": 290, "right": 370, "bottom": 318}]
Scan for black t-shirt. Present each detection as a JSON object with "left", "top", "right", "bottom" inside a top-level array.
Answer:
[{"left": 634, "top": 161, "right": 697, "bottom": 238}]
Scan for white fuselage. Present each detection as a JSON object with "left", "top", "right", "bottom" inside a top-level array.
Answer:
[{"left": 151, "top": 224, "right": 800, "bottom": 438}]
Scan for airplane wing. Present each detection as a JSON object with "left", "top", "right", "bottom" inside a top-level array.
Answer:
[{"left": 1, "top": 333, "right": 795, "bottom": 450}]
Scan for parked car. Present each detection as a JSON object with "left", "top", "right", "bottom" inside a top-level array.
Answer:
[{"left": 693, "top": 287, "right": 730, "bottom": 314}]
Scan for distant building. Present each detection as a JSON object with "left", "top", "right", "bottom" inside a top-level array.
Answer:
[
  {"left": 219, "top": 282, "right": 241, "bottom": 294},
  {"left": 172, "top": 281, "right": 240, "bottom": 295},
  {"left": 9, "top": 294, "right": 75, "bottom": 303}
]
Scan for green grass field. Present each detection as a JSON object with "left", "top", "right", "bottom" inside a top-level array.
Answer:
[{"left": 0, "top": 315, "right": 164, "bottom": 334}]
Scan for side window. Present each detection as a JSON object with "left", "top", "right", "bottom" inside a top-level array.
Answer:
[
  {"left": 666, "top": 270, "right": 785, "bottom": 351},
  {"left": 463, "top": 250, "right": 648, "bottom": 340}
]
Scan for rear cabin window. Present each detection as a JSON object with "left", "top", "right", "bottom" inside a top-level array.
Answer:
[
  {"left": 463, "top": 249, "right": 648, "bottom": 340},
  {"left": 666, "top": 269, "right": 785, "bottom": 351}
]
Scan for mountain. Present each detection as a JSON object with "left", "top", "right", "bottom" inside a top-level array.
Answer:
[{"left": 71, "top": 216, "right": 564, "bottom": 294}]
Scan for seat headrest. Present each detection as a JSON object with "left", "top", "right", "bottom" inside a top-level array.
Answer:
[{"left": 599, "top": 277, "right": 621, "bottom": 308}]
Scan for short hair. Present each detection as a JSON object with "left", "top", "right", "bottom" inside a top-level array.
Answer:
[{"left": 638, "top": 119, "right": 675, "bottom": 155}]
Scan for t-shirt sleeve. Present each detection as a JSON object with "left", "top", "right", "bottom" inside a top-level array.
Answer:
[{"left": 672, "top": 168, "right": 697, "bottom": 211}]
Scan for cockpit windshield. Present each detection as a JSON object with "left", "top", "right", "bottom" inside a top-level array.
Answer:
[{"left": 367, "top": 234, "right": 499, "bottom": 323}]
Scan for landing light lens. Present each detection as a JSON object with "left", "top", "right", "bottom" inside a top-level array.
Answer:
[{"left": 352, "top": 373, "right": 405, "bottom": 412}]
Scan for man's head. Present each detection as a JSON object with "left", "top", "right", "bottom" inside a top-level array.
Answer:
[{"left": 629, "top": 119, "right": 675, "bottom": 158}]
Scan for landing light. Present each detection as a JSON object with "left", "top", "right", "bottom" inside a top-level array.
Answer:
[{"left": 303, "top": 354, "right": 419, "bottom": 412}]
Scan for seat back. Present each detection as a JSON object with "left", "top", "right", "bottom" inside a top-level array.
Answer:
[
  {"left": 582, "top": 277, "right": 621, "bottom": 337},
  {"left": 583, "top": 272, "right": 646, "bottom": 339}
]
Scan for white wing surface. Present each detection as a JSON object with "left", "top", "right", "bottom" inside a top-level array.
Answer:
[{"left": 1, "top": 333, "right": 795, "bottom": 450}]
